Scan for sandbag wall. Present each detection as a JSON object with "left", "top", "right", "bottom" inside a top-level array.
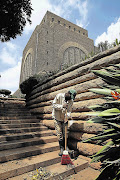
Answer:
[{"left": 26, "top": 45, "right": 120, "bottom": 158}]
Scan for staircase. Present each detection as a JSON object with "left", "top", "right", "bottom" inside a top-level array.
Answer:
[{"left": 0, "top": 98, "right": 99, "bottom": 180}]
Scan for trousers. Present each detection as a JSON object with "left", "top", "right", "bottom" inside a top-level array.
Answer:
[{"left": 54, "top": 119, "right": 68, "bottom": 141}]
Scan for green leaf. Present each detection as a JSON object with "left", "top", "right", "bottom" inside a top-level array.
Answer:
[
  {"left": 87, "top": 117, "right": 104, "bottom": 123},
  {"left": 92, "top": 70, "right": 118, "bottom": 80},
  {"left": 104, "top": 67, "right": 117, "bottom": 73},
  {"left": 115, "top": 169, "right": 120, "bottom": 180},
  {"left": 89, "top": 88, "right": 112, "bottom": 95},
  {"left": 95, "top": 164, "right": 116, "bottom": 180},
  {"left": 103, "top": 97, "right": 115, "bottom": 100},
  {"left": 92, "top": 70, "right": 120, "bottom": 86},
  {"left": 107, "top": 122, "right": 120, "bottom": 129},
  {"left": 92, "top": 140, "right": 113, "bottom": 156},
  {"left": 87, "top": 116, "right": 105, "bottom": 123},
  {"left": 101, "top": 108, "right": 120, "bottom": 113},
  {"left": 91, "top": 140, "right": 114, "bottom": 163},
  {"left": 86, "top": 108, "right": 120, "bottom": 117},
  {"left": 85, "top": 112, "right": 101, "bottom": 116},
  {"left": 113, "top": 74, "right": 120, "bottom": 78},
  {"left": 116, "top": 38, "right": 119, "bottom": 45},
  {"left": 88, "top": 133, "right": 118, "bottom": 142},
  {"left": 98, "top": 108, "right": 120, "bottom": 117},
  {"left": 114, "top": 64, "right": 120, "bottom": 68},
  {"left": 103, "top": 100, "right": 120, "bottom": 104},
  {"left": 88, "top": 105, "right": 102, "bottom": 109},
  {"left": 83, "top": 129, "right": 115, "bottom": 142},
  {"left": 104, "top": 84, "right": 120, "bottom": 90},
  {"left": 105, "top": 158, "right": 120, "bottom": 165},
  {"left": 99, "top": 112, "right": 120, "bottom": 117},
  {"left": 116, "top": 89, "right": 120, "bottom": 93}
]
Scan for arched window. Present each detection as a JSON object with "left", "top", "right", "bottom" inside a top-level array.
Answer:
[
  {"left": 22, "top": 53, "right": 33, "bottom": 81},
  {"left": 63, "top": 47, "right": 86, "bottom": 66}
]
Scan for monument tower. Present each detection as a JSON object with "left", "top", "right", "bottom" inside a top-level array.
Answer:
[{"left": 20, "top": 11, "right": 95, "bottom": 84}]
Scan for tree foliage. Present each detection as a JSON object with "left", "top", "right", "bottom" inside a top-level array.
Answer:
[
  {"left": 0, "top": 0, "right": 33, "bottom": 42},
  {"left": 98, "top": 39, "right": 120, "bottom": 52},
  {"left": 20, "top": 75, "right": 41, "bottom": 94},
  {"left": 20, "top": 70, "right": 60, "bottom": 95},
  {"left": 98, "top": 41, "right": 111, "bottom": 52},
  {"left": 0, "top": 89, "right": 11, "bottom": 97}
]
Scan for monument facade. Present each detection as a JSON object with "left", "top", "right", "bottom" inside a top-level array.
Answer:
[{"left": 20, "top": 11, "right": 96, "bottom": 84}]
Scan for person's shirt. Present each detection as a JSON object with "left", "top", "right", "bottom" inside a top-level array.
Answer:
[{"left": 52, "top": 93, "right": 73, "bottom": 121}]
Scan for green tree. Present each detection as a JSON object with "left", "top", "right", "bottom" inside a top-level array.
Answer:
[
  {"left": 0, "top": 0, "right": 33, "bottom": 42},
  {"left": 98, "top": 41, "right": 111, "bottom": 52},
  {"left": 0, "top": 89, "right": 11, "bottom": 97}
]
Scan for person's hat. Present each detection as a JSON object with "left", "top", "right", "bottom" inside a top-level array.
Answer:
[{"left": 68, "top": 89, "right": 77, "bottom": 100}]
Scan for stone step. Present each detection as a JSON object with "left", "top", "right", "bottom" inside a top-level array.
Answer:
[
  {"left": 0, "top": 113, "right": 35, "bottom": 117},
  {"left": 0, "top": 130, "right": 53, "bottom": 142},
  {"left": 0, "top": 126, "right": 48, "bottom": 134},
  {"left": 0, "top": 119, "right": 41, "bottom": 124},
  {"left": 0, "top": 109, "right": 27, "bottom": 112},
  {"left": 0, "top": 122, "right": 44, "bottom": 129},
  {"left": 69, "top": 167, "right": 100, "bottom": 180},
  {"left": 0, "top": 102, "right": 25, "bottom": 104},
  {"left": 0, "top": 116, "right": 38, "bottom": 120},
  {"left": 0, "top": 113, "right": 32, "bottom": 117},
  {"left": 0, "top": 108, "right": 30, "bottom": 112},
  {"left": 0, "top": 105, "right": 26, "bottom": 109},
  {"left": 0, "top": 150, "right": 61, "bottom": 180},
  {"left": 0, "top": 141, "right": 59, "bottom": 163},
  {"left": 0, "top": 135, "right": 57, "bottom": 151},
  {"left": 45, "top": 158, "right": 88, "bottom": 180},
  {"left": 8, "top": 156, "right": 88, "bottom": 180}
]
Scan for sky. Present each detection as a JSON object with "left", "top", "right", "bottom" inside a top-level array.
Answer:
[{"left": 0, "top": 0, "right": 120, "bottom": 94}]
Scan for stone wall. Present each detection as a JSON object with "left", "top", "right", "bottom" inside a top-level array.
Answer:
[
  {"left": 25, "top": 45, "right": 120, "bottom": 160},
  {"left": 13, "top": 88, "right": 25, "bottom": 98}
]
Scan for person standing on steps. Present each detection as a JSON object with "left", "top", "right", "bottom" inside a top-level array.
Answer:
[{"left": 52, "top": 89, "right": 77, "bottom": 156}]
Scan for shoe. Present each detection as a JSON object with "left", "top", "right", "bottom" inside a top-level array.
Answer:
[{"left": 58, "top": 140, "right": 64, "bottom": 156}]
